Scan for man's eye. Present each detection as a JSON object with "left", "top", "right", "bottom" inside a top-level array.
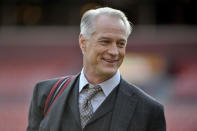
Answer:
[
  {"left": 119, "top": 42, "right": 126, "bottom": 47},
  {"left": 99, "top": 40, "right": 110, "bottom": 45},
  {"left": 102, "top": 40, "right": 110, "bottom": 43}
]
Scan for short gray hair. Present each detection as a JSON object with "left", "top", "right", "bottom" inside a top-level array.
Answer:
[{"left": 80, "top": 7, "right": 133, "bottom": 39}]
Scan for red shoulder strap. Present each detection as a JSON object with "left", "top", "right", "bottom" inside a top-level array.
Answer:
[{"left": 43, "top": 76, "right": 73, "bottom": 116}]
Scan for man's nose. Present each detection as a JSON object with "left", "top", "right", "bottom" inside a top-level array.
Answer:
[{"left": 108, "top": 43, "right": 119, "bottom": 55}]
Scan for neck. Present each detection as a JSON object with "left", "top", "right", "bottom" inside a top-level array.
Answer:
[{"left": 83, "top": 68, "right": 114, "bottom": 85}]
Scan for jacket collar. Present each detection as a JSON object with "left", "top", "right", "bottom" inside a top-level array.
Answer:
[{"left": 110, "top": 78, "right": 138, "bottom": 131}]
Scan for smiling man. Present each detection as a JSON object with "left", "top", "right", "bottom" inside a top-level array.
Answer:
[{"left": 27, "top": 7, "right": 166, "bottom": 131}]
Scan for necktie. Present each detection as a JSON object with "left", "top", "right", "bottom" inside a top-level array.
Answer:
[{"left": 79, "top": 84, "right": 102, "bottom": 128}]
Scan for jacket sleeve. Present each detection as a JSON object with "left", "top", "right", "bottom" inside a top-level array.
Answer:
[
  {"left": 26, "top": 78, "right": 58, "bottom": 131},
  {"left": 148, "top": 105, "right": 166, "bottom": 131},
  {"left": 26, "top": 83, "right": 45, "bottom": 131}
]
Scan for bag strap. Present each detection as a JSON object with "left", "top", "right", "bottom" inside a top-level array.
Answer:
[{"left": 43, "top": 75, "right": 73, "bottom": 116}]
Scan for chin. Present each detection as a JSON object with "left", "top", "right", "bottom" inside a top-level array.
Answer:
[{"left": 100, "top": 67, "right": 117, "bottom": 77}]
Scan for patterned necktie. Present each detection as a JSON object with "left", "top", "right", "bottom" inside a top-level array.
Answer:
[{"left": 79, "top": 84, "right": 102, "bottom": 128}]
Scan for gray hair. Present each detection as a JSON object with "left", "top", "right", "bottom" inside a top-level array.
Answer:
[{"left": 80, "top": 7, "right": 133, "bottom": 39}]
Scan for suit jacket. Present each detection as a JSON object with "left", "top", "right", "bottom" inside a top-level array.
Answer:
[{"left": 27, "top": 74, "right": 166, "bottom": 131}]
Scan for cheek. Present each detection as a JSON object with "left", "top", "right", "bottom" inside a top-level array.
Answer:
[
  {"left": 88, "top": 44, "right": 106, "bottom": 61},
  {"left": 88, "top": 50, "right": 99, "bottom": 63},
  {"left": 119, "top": 49, "right": 126, "bottom": 57}
]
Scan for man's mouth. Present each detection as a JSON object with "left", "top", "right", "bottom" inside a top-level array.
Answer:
[{"left": 102, "top": 58, "right": 119, "bottom": 63}]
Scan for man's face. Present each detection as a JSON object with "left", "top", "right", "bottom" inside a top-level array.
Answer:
[{"left": 79, "top": 15, "right": 127, "bottom": 80}]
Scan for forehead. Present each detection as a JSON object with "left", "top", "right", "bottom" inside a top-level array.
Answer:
[{"left": 93, "top": 15, "right": 127, "bottom": 39}]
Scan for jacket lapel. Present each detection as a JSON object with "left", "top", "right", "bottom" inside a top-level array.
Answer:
[
  {"left": 110, "top": 78, "right": 138, "bottom": 131},
  {"left": 68, "top": 77, "right": 82, "bottom": 128},
  {"left": 87, "top": 87, "right": 117, "bottom": 125},
  {"left": 40, "top": 74, "right": 80, "bottom": 131}
]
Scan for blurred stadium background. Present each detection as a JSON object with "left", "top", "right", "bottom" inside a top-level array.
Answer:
[{"left": 0, "top": 0, "right": 197, "bottom": 130}]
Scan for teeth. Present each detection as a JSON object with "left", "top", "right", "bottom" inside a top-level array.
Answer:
[{"left": 104, "top": 59, "right": 118, "bottom": 63}]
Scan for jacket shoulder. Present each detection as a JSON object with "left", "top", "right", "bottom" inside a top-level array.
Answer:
[
  {"left": 120, "top": 79, "right": 166, "bottom": 130},
  {"left": 32, "top": 77, "right": 63, "bottom": 109},
  {"left": 36, "top": 77, "right": 61, "bottom": 89},
  {"left": 35, "top": 77, "right": 61, "bottom": 95},
  {"left": 121, "top": 79, "right": 164, "bottom": 109}
]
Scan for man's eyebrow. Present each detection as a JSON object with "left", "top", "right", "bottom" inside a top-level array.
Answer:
[
  {"left": 98, "top": 37, "right": 126, "bottom": 41},
  {"left": 98, "top": 37, "right": 111, "bottom": 40}
]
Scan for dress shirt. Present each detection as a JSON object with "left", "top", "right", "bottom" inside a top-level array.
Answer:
[{"left": 79, "top": 68, "right": 120, "bottom": 112}]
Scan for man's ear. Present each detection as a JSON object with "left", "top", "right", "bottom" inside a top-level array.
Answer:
[{"left": 79, "top": 34, "right": 87, "bottom": 54}]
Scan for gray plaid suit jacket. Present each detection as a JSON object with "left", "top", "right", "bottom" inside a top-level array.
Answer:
[{"left": 27, "top": 73, "right": 166, "bottom": 131}]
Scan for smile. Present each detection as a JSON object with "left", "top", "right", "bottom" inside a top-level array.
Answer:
[{"left": 102, "top": 58, "right": 119, "bottom": 63}]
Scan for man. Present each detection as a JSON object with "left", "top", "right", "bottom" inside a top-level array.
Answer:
[{"left": 27, "top": 7, "right": 166, "bottom": 131}]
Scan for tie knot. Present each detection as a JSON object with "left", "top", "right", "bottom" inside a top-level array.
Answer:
[
  {"left": 88, "top": 84, "right": 102, "bottom": 90},
  {"left": 80, "top": 84, "right": 102, "bottom": 106},
  {"left": 84, "top": 84, "right": 102, "bottom": 99}
]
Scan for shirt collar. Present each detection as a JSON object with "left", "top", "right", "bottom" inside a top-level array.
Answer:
[
  {"left": 79, "top": 69, "right": 89, "bottom": 93},
  {"left": 79, "top": 68, "right": 120, "bottom": 96}
]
